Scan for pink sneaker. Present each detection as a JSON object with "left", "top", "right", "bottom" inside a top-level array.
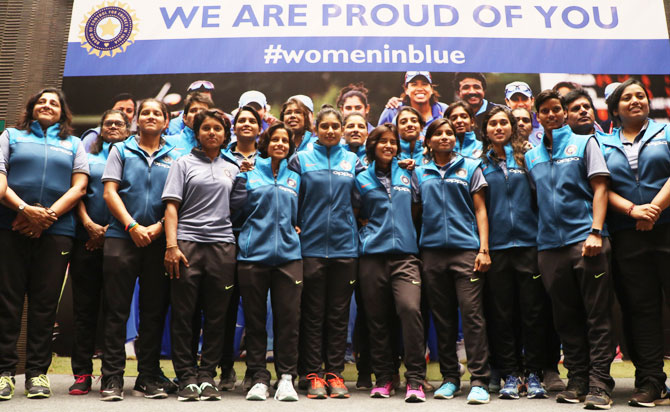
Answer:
[
  {"left": 370, "top": 381, "right": 395, "bottom": 398},
  {"left": 405, "top": 383, "right": 426, "bottom": 403}
]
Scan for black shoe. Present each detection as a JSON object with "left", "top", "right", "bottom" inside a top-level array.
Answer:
[
  {"left": 584, "top": 386, "right": 612, "bottom": 409},
  {"left": 25, "top": 374, "right": 51, "bottom": 399},
  {"left": 218, "top": 369, "right": 236, "bottom": 391},
  {"left": 298, "top": 375, "right": 308, "bottom": 391},
  {"left": 157, "top": 371, "right": 178, "bottom": 394},
  {"left": 69, "top": 374, "right": 92, "bottom": 395},
  {"left": 100, "top": 375, "right": 124, "bottom": 401},
  {"left": 356, "top": 374, "right": 372, "bottom": 390},
  {"left": 556, "top": 379, "right": 588, "bottom": 404},
  {"left": 177, "top": 382, "right": 200, "bottom": 401},
  {"left": 629, "top": 385, "right": 660, "bottom": 408},
  {"left": 242, "top": 375, "right": 253, "bottom": 392},
  {"left": 199, "top": 380, "right": 221, "bottom": 401},
  {"left": 134, "top": 374, "right": 168, "bottom": 399}
]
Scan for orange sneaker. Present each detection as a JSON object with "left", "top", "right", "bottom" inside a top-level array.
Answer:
[
  {"left": 326, "top": 373, "right": 350, "bottom": 398},
  {"left": 306, "top": 373, "right": 327, "bottom": 399}
]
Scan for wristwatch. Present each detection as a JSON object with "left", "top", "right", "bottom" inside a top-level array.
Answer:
[
  {"left": 18, "top": 202, "right": 27, "bottom": 213},
  {"left": 589, "top": 227, "right": 602, "bottom": 236}
]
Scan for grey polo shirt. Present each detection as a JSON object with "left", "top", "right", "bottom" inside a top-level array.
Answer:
[
  {"left": 619, "top": 120, "right": 649, "bottom": 174},
  {"left": 162, "top": 150, "right": 239, "bottom": 243}
]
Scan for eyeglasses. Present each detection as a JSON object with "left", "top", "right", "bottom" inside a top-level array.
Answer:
[{"left": 103, "top": 120, "right": 127, "bottom": 128}]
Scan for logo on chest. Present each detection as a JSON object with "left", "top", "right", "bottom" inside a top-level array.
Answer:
[
  {"left": 455, "top": 168, "right": 468, "bottom": 178},
  {"left": 564, "top": 145, "right": 578, "bottom": 156}
]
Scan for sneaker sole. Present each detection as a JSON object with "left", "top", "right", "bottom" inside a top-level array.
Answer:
[
  {"left": 330, "top": 393, "right": 350, "bottom": 398},
  {"left": 100, "top": 394, "right": 123, "bottom": 401},
  {"left": 556, "top": 395, "right": 585, "bottom": 403},
  {"left": 201, "top": 395, "right": 222, "bottom": 401},
  {"left": 405, "top": 395, "right": 426, "bottom": 403},
  {"left": 177, "top": 396, "right": 200, "bottom": 401},
  {"left": 499, "top": 391, "right": 520, "bottom": 400},
  {"left": 0, "top": 395, "right": 12, "bottom": 401},
  {"left": 307, "top": 393, "right": 328, "bottom": 399},
  {"left": 528, "top": 391, "right": 548, "bottom": 399},
  {"left": 584, "top": 401, "right": 612, "bottom": 410},
  {"left": 467, "top": 398, "right": 490, "bottom": 404},
  {"left": 133, "top": 390, "right": 168, "bottom": 399},
  {"left": 69, "top": 388, "right": 91, "bottom": 395},
  {"left": 25, "top": 392, "right": 50, "bottom": 399},
  {"left": 629, "top": 400, "right": 656, "bottom": 408},
  {"left": 276, "top": 395, "right": 299, "bottom": 402},
  {"left": 434, "top": 393, "right": 455, "bottom": 399},
  {"left": 371, "top": 392, "right": 391, "bottom": 398},
  {"left": 246, "top": 395, "right": 267, "bottom": 401}
]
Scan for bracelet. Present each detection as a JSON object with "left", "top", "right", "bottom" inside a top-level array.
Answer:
[
  {"left": 478, "top": 249, "right": 488, "bottom": 255},
  {"left": 124, "top": 220, "right": 137, "bottom": 232},
  {"left": 626, "top": 204, "right": 635, "bottom": 217},
  {"left": 166, "top": 244, "right": 178, "bottom": 249}
]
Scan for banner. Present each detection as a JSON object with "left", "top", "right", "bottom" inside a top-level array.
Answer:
[{"left": 65, "top": 0, "right": 670, "bottom": 76}]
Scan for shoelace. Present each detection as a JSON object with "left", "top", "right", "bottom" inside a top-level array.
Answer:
[
  {"left": 306, "top": 373, "right": 326, "bottom": 389},
  {"left": 325, "top": 373, "right": 346, "bottom": 389},
  {"left": 274, "top": 377, "right": 294, "bottom": 400},
  {"left": 30, "top": 375, "right": 50, "bottom": 388},
  {"left": 73, "top": 374, "right": 93, "bottom": 384}
]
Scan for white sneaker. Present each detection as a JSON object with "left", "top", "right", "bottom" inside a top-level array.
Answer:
[
  {"left": 275, "top": 374, "right": 298, "bottom": 401},
  {"left": 246, "top": 382, "right": 269, "bottom": 401}
]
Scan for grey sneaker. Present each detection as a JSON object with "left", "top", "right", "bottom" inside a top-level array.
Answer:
[
  {"left": 218, "top": 369, "right": 236, "bottom": 391},
  {"left": 25, "top": 374, "right": 51, "bottom": 399},
  {"left": 0, "top": 373, "right": 15, "bottom": 401}
]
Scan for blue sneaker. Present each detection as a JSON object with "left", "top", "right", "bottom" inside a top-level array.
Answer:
[
  {"left": 499, "top": 375, "right": 522, "bottom": 399},
  {"left": 526, "top": 373, "right": 548, "bottom": 399},
  {"left": 434, "top": 381, "right": 460, "bottom": 399},
  {"left": 467, "top": 386, "right": 490, "bottom": 404}
]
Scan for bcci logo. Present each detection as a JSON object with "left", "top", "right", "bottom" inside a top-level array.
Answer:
[
  {"left": 564, "top": 145, "right": 578, "bottom": 156},
  {"left": 79, "top": 2, "right": 138, "bottom": 58},
  {"left": 455, "top": 168, "right": 468, "bottom": 178}
]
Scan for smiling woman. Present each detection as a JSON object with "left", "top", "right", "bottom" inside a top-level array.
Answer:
[
  {"left": 0, "top": 88, "right": 89, "bottom": 400},
  {"left": 162, "top": 109, "right": 240, "bottom": 402}
]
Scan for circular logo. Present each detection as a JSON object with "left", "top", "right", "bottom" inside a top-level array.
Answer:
[
  {"left": 401, "top": 175, "right": 410, "bottom": 185},
  {"left": 455, "top": 168, "right": 468, "bottom": 178},
  {"left": 363, "top": 157, "right": 369, "bottom": 166},
  {"left": 223, "top": 169, "right": 233, "bottom": 179},
  {"left": 287, "top": 178, "right": 297, "bottom": 188},
  {"left": 471, "top": 149, "right": 482, "bottom": 158},
  {"left": 422, "top": 157, "right": 430, "bottom": 165},
  {"left": 340, "top": 160, "right": 351, "bottom": 170},
  {"left": 79, "top": 3, "right": 138, "bottom": 58},
  {"left": 564, "top": 144, "right": 578, "bottom": 156},
  {"left": 59, "top": 140, "right": 73, "bottom": 150}
]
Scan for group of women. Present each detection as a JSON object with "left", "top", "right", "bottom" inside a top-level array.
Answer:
[{"left": 0, "top": 76, "right": 668, "bottom": 409}]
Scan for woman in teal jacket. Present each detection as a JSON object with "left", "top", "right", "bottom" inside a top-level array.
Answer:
[
  {"left": 0, "top": 88, "right": 89, "bottom": 400},
  {"left": 230, "top": 122, "right": 302, "bottom": 402},
  {"left": 288, "top": 106, "right": 363, "bottom": 399},
  {"left": 356, "top": 124, "right": 426, "bottom": 402},
  {"left": 602, "top": 79, "right": 670, "bottom": 407}
]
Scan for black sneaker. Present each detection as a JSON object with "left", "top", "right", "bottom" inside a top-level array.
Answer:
[
  {"left": 69, "top": 374, "right": 92, "bottom": 395},
  {"left": 584, "top": 386, "right": 612, "bottom": 410},
  {"left": 298, "top": 375, "right": 308, "bottom": 391},
  {"left": 100, "top": 375, "right": 124, "bottom": 401},
  {"left": 157, "top": 371, "right": 178, "bottom": 394},
  {"left": 0, "top": 373, "right": 15, "bottom": 401},
  {"left": 242, "top": 375, "right": 253, "bottom": 392},
  {"left": 134, "top": 374, "right": 168, "bottom": 399},
  {"left": 556, "top": 379, "right": 588, "bottom": 404},
  {"left": 356, "top": 374, "right": 372, "bottom": 390},
  {"left": 177, "top": 382, "right": 200, "bottom": 401},
  {"left": 199, "top": 381, "right": 221, "bottom": 401},
  {"left": 25, "top": 374, "right": 51, "bottom": 399},
  {"left": 629, "top": 385, "right": 661, "bottom": 407},
  {"left": 218, "top": 369, "right": 236, "bottom": 391}
]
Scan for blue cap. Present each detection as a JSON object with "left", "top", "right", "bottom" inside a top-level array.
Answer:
[
  {"left": 505, "top": 81, "right": 533, "bottom": 100},
  {"left": 405, "top": 71, "right": 432, "bottom": 85}
]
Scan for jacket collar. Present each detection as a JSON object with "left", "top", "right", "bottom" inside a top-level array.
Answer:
[{"left": 30, "top": 121, "right": 62, "bottom": 139}]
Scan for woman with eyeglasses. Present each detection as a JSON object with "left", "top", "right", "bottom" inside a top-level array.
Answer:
[{"left": 68, "top": 109, "right": 130, "bottom": 396}]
